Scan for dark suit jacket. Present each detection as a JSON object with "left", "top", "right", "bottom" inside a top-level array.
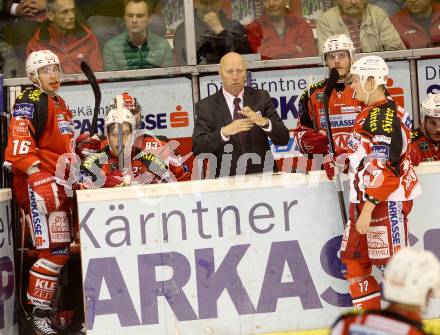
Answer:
[{"left": 192, "top": 86, "right": 289, "bottom": 178}]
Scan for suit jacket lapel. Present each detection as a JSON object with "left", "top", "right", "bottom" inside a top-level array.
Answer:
[
  {"left": 242, "top": 87, "right": 255, "bottom": 142},
  {"left": 214, "top": 90, "right": 233, "bottom": 125},
  {"left": 243, "top": 86, "right": 253, "bottom": 108}
]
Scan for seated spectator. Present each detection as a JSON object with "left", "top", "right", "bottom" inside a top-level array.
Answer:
[
  {"left": 81, "top": 0, "right": 166, "bottom": 49},
  {"left": 27, "top": 0, "right": 103, "bottom": 74},
  {"left": 4, "top": 0, "right": 46, "bottom": 19},
  {"left": 391, "top": 0, "right": 440, "bottom": 49},
  {"left": 316, "top": 0, "right": 406, "bottom": 53},
  {"left": 2, "top": 0, "right": 47, "bottom": 77},
  {"left": 245, "top": 0, "right": 317, "bottom": 60},
  {"left": 103, "top": 0, "right": 172, "bottom": 71},
  {"left": 411, "top": 93, "right": 440, "bottom": 164},
  {"left": 173, "top": 0, "right": 251, "bottom": 65},
  {"left": 369, "top": 0, "right": 405, "bottom": 16}
]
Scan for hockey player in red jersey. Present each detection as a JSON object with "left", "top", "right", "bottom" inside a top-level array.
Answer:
[
  {"left": 79, "top": 107, "right": 168, "bottom": 188},
  {"left": 410, "top": 93, "right": 440, "bottom": 165},
  {"left": 331, "top": 247, "right": 440, "bottom": 335},
  {"left": 76, "top": 92, "right": 191, "bottom": 181},
  {"left": 4, "top": 50, "right": 75, "bottom": 335},
  {"left": 332, "top": 55, "right": 421, "bottom": 312},
  {"left": 294, "top": 34, "right": 361, "bottom": 160}
]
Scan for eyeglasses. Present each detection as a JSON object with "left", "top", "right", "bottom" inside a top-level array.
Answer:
[
  {"left": 39, "top": 65, "right": 61, "bottom": 75},
  {"left": 326, "top": 51, "right": 349, "bottom": 61}
]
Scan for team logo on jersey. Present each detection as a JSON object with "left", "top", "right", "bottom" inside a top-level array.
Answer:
[
  {"left": 334, "top": 132, "right": 351, "bottom": 150},
  {"left": 57, "top": 114, "right": 65, "bottom": 121},
  {"left": 372, "top": 135, "right": 391, "bottom": 144},
  {"left": 340, "top": 106, "right": 360, "bottom": 114},
  {"left": 13, "top": 103, "right": 34, "bottom": 118},
  {"left": 48, "top": 211, "right": 70, "bottom": 243},
  {"left": 58, "top": 120, "right": 74, "bottom": 135},
  {"left": 420, "top": 142, "right": 429, "bottom": 151},
  {"left": 13, "top": 119, "right": 31, "bottom": 137},
  {"left": 371, "top": 145, "right": 390, "bottom": 160},
  {"left": 367, "top": 226, "right": 390, "bottom": 259}
]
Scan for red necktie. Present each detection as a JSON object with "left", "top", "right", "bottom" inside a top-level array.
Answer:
[
  {"left": 232, "top": 97, "right": 246, "bottom": 152},
  {"left": 233, "top": 97, "right": 241, "bottom": 120}
]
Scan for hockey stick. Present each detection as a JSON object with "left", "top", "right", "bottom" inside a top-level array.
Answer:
[
  {"left": 317, "top": 68, "right": 348, "bottom": 226},
  {"left": 18, "top": 210, "right": 31, "bottom": 322},
  {"left": 80, "top": 61, "right": 101, "bottom": 137},
  {"left": 307, "top": 74, "right": 318, "bottom": 131},
  {"left": 115, "top": 95, "right": 132, "bottom": 185}
]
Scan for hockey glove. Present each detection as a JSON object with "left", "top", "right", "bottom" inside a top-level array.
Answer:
[
  {"left": 27, "top": 172, "right": 67, "bottom": 214},
  {"left": 75, "top": 133, "right": 102, "bottom": 159},
  {"left": 104, "top": 170, "right": 125, "bottom": 188},
  {"left": 409, "top": 145, "right": 422, "bottom": 167},
  {"left": 300, "top": 129, "right": 329, "bottom": 154},
  {"left": 323, "top": 151, "right": 349, "bottom": 180}
]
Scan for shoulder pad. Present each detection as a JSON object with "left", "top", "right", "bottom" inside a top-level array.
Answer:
[
  {"left": 309, "top": 79, "right": 326, "bottom": 93},
  {"left": 139, "top": 151, "right": 167, "bottom": 169},
  {"left": 300, "top": 79, "right": 326, "bottom": 102},
  {"left": 13, "top": 88, "right": 43, "bottom": 119},
  {"left": 16, "top": 87, "right": 43, "bottom": 103},
  {"left": 363, "top": 100, "right": 399, "bottom": 135},
  {"left": 82, "top": 151, "right": 107, "bottom": 169},
  {"left": 411, "top": 128, "right": 423, "bottom": 141}
]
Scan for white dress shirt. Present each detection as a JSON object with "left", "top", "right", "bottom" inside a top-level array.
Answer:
[{"left": 220, "top": 88, "right": 272, "bottom": 141}]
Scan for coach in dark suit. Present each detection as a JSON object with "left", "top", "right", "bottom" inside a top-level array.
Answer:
[{"left": 192, "top": 52, "right": 289, "bottom": 178}]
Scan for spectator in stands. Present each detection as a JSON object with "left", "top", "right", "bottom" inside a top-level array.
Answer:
[
  {"left": 26, "top": 0, "right": 103, "bottom": 74},
  {"left": 80, "top": 0, "right": 166, "bottom": 49},
  {"left": 245, "top": 0, "right": 317, "bottom": 60},
  {"left": 391, "top": 0, "right": 440, "bottom": 49},
  {"left": 103, "top": 0, "right": 172, "bottom": 70},
  {"left": 369, "top": 0, "right": 405, "bottom": 16},
  {"left": 2, "top": 0, "right": 47, "bottom": 77},
  {"left": 173, "top": 0, "right": 251, "bottom": 65},
  {"left": 316, "top": 0, "right": 406, "bottom": 53}
]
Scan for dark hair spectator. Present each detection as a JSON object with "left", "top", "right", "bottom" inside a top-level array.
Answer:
[
  {"left": 316, "top": 0, "right": 406, "bottom": 53},
  {"left": 391, "top": 0, "right": 440, "bottom": 48},
  {"left": 79, "top": 0, "right": 166, "bottom": 49},
  {"left": 246, "top": 0, "right": 317, "bottom": 60},
  {"left": 26, "top": 0, "right": 103, "bottom": 74},
  {"left": 173, "top": 0, "right": 251, "bottom": 65},
  {"left": 102, "top": 0, "right": 172, "bottom": 70}
]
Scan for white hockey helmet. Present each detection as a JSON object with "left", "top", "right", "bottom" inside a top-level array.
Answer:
[
  {"left": 105, "top": 107, "right": 136, "bottom": 137},
  {"left": 321, "top": 34, "right": 355, "bottom": 65},
  {"left": 384, "top": 248, "right": 440, "bottom": 309},
  {"left": 420, "top": 93, "right": 440, "bottom": 122},
  {"left": 109, "top": 92, "right": 142, "bottom": 115},
  {"left": 25, "top": 50, "right": 61, "bottom": 80},
  {"left": 350, "top": 55, "right": 389, "bottom": 88}
]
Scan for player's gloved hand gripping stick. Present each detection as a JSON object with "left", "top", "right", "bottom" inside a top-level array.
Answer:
[{"left": 317, "top": 68, "right": 348, "bottom": 226}]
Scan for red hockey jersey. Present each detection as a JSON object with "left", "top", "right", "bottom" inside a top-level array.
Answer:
[{"left": 347, "top": 99, "right": 421, "bottom": 203}]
